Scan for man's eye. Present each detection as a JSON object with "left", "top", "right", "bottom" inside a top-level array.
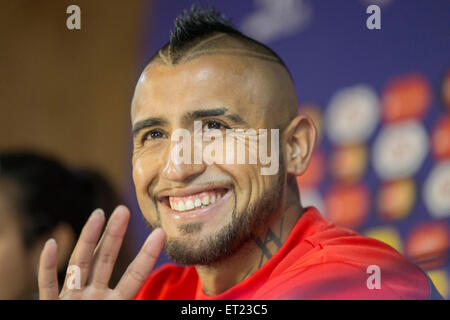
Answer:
[
  {"left": 203, "top": 120, "right": 227, "bottom": 131},
  {"left": 143, "top": 130, "right": 166, "bottom": 142}
]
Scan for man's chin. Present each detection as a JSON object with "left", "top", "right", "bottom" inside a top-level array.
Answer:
[
  {"left": 164, "top": 238, "right": 221, "bottom": 265},
  {"left": 163, "top": 221, "right": 251, "bottom": 266}
]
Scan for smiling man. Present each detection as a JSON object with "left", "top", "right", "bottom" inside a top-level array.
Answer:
[{"left": 38, "top": 6, "right": 442, "bottom": 300}]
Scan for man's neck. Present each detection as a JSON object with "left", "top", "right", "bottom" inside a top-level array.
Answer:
[{"left": 195, "top": 184, "right": 304, "bottom": 296}]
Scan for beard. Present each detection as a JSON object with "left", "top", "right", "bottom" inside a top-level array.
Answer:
[{"left": 159, "top": 164, "right": 286, "bottom": 266}]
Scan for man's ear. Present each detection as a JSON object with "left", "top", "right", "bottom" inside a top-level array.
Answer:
[{"left": 284, "top": 115, "right": 317, "bottom": 176}]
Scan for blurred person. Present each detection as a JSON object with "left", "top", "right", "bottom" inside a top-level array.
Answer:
[
  {"left": 0, "top": 151, "right": 128, "bottom": 299},
  {"left": 38, "top": 6, "right": 443, "bottom": 300}
]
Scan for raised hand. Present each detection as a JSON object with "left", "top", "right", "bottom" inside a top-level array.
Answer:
[{"left": 38, "top": 205, "right": 165, "bottom": 299}]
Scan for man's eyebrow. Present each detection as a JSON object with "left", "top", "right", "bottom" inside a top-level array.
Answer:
[
  {"left": 183, "top": 108, "right": 248, "bottom": 125},
  {"left": 132, "top": 117, "right": 168, "bottom": 137}
]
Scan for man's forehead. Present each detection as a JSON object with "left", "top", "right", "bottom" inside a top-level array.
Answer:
[
  {"left": 131, "top": 54, "right": 271, "bottom": 124},
  {"left": 140, "top": 54, "right": 254, "bottom": 90}
]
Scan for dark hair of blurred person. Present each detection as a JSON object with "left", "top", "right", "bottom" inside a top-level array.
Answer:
[{"left": 0, "top": 151, "right": 123, "bottom": 299}]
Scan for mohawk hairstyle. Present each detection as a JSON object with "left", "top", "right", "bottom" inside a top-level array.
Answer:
[
  {"left": 151, "top": 4, "right": 290, "bottom": 76},
  {"left": 169, "top": 6, "right": 238, "bottom": 51}
]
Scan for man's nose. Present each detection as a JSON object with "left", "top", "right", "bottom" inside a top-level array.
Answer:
[{"left": 160, "top": 140, "right": 206, "bottom": 182}]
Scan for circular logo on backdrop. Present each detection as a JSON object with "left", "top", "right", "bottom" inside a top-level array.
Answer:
[
  {"left": 424, "top": 161, "right": 450, "bottom": 218},
  {"left": 373, "top": 120, "right": 428, "bottom": 180},
  {"left": 324, "top": 183, "right": 370, "bottom": 229},
  {"left": 377, "top": 179, "right": 416, "bottom": 221},
  {"left": 431, "top": 116, "right": 450, "bottom": 161},
  {"left": 326, "top": 85, "right": 379, "bottom": 145},
  {"left": 381, "top": 73, "right": 431, "bottom": 123},
  {"left": 406, "top": 222, "right": 449, "bottom": 270},
  {"left": 329, "top": 144, "right": 368, "bottom": 183}
]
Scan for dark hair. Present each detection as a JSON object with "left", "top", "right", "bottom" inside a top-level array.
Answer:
[
  {"left": 0, "top": 152, "right": 119, "bottom": 248},
  {"left": 153, "top": 4, "right": 290, "bottom": 76},
  {"left": 169, "top": 5, "right": 239, "bottom": 51}
]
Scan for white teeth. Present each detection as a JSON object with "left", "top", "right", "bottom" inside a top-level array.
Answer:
[
  {"left": 169, "top": 191, "right": 226, "bottom": 212},
  {"left": 185, "top": 200, "right": 194, "bottom": 210}
]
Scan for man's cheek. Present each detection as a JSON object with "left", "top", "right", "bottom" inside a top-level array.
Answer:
[
  {"left": 132, "top": 158, "right": 160, "bottom": 223},
  {"left": 132, "top": 154, "right": 154, "bottom": 192},
  {"left": 141, "top": 201, "right": 159, "bottom": 228},
  {"left": 132, "top": 177, "right": 160, "bottom": 227}
]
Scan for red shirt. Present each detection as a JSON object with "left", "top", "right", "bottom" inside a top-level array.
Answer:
[{"left": 135, "top": 207, "right": 441, "bottom": 300}]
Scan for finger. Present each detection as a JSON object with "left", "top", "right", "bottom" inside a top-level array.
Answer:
[
  {"left": 38, "top": 239, "right": 59, "bottom": 300},
  {"left": 88, "top": 205, "right": 130, "bottom": 289},
  {"left": 115, "top": 228, "right": 166, "bottom": 299},
  {"left": 62, "top": 208, "right": 105, "bottom": 293}
]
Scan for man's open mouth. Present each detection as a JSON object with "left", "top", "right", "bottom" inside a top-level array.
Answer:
[{"left": 159, "top": 188, "right": 229, "bottom": 213}]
